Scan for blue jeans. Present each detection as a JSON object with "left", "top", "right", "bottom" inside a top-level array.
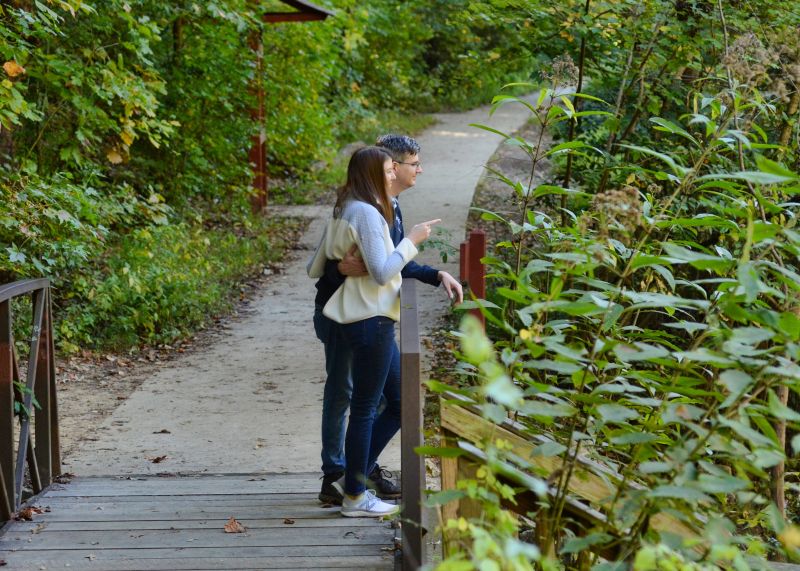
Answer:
[
  {"left": 314, "top": 307, "right": 352, "bottom": 476},
  {"left": 341, "top": 316, "right": 401, "bottom": 495}
]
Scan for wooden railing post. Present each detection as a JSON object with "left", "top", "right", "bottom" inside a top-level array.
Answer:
[
  {"left": 400, "top": 280, "right": 425, "bottom": 570},
  {"left": 466, "top": 229, "right": 486, "bottom": 328}
]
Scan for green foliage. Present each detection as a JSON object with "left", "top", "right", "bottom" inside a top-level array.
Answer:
[
  {"left": 58, "top": 215, "right": 300, "bottom": 351},
  {"left": 432, "top": 24, "right": 800, "bottom": 569},
  {"left": 0, "top": 0, "right": 535, "bottom": 352}
]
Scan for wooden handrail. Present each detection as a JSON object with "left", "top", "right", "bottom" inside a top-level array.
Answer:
[
  {"left": 0, "top": 279, "right": 60, "bottom": 522},
  {"left": 400, "top": 279, "right": 425, "bottom": 570}
]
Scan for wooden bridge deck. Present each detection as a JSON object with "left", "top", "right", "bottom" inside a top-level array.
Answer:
[{"left": 0, "top": 472, "right": 398, "bottom": 570}]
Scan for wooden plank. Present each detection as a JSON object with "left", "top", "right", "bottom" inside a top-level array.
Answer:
[
  {"left": 44, "top": 480, "right": 324, "bottom": 497},
  {"left": 35, "top": 493, "right": 323, "bottom": 504},
  {"left": 13, "top": 504, "right": 352, "bottom": 521},
  {"left": 0, "top": 553, "right": 394, "bottom": 571},
  {"left": 1, "top": 526, "right": 394, "bottom": 550},
  {"left": 440, "top": 398, "right": 698, "bottom": 540},
  {"left": 0, "top": 544, "right": 391, "bottom": 559},
  {"left": 0, "top": 555, "right": 393, "bottom": 570},
  {"left": 11, "top": 518, "right": 382, "bottom": 531},
  {"left": 0, "top": 472, "right": 399, "bottom": 568},
  {"left": 441, "top": 401, "right": 616, "bottom": 506}
]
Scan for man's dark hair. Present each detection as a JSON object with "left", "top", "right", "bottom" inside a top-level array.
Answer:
[{"left": 376, "top": 134, "right": 420, "bottom": 162}]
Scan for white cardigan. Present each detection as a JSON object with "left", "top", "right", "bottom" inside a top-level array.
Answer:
[{"left": 307, "top": 200, "right": 418, "bottom": 323}]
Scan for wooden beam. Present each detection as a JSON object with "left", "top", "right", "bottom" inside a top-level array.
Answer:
[
  {"left": 263, "top": 12, "right": 328, "bottom": 22},
  {"left": 439, "top": 396, "right": 699, "bottom": 542}
]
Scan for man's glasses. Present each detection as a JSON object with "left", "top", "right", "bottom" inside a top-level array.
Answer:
[{"left": 395, "top": 161, "right": 422, "bottom": 169}]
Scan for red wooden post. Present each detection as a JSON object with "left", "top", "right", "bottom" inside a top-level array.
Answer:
[
  {"left": 460, "top": 240, "right": 470, "bottom": 283},
  {"left": 467, "top": 229, "right": 486, "bottom": 328},
  {"left": 247, "top": 1, "right": 333, "bottom": 214},
  {"left": 248, "top": 28, "right": 268, "bottom": 213}
]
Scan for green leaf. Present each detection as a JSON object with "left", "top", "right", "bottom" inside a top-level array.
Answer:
[
  {"left": 469, "top": 123, "right": 511, "bottom": 140},
  {"left": 610, "top": 432, "right": 658, "bottom": 445},
  {"left": 718, "top": 370, "right": 754, "bottom": 409},
  {"left": 520, "top": 400, "right": 577, "bottom": 418},
  {"left": 767, "top": 390, "right": 800, "bottom": 421},
  {"left": 661, "top": 243, "right": 734, "bottom": 272},
  {"left": 650, "top": 485, "right": 709, "bottom": 502},
  {"left": 696, "top": 474, "right": 749, "bottom": 494},
  {"left": 618, "top": 144, "right": 689, "bottom": 177},
  {"left": 649, "top": 117, "right": 699, "bottom": 146},
  {"left": 532, "top": 441, "right": 568, "bottom": 457},
  {"left": 414, "top": 445, "right": 466, "bottom": 458},
  {"left": 423, "top": 489, "right": 467, "bottom": 507},
  {"left": 613, "top": 342, "right": 669, "bottom": 362},
  {"left": 560, "top": 532, "right": 613, "bottom": 555},
  {"left": 696, "top": 171, "right": 797, "bottom": 185},
  {"left": 7, "top": 247, "right": 27, "bottom": 264},
  {"left": 737, "top": 262, "right": 760, "bottom": 303},
  {"left": 754, "top": 155, "right": 799, "bottom": 180},
  {"left": 524, "top": 359, "right": 583, "bottom": 374},
  {"left": 596, "top": 403, "right": 638, "bottom": 424}
]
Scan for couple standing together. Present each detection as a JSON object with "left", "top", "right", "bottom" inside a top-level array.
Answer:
[{"left": 307, "top": 135, "right": 463, "bottom": 517}]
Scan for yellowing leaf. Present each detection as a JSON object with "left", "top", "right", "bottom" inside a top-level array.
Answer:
[
  {"left": 3, "top": 60, "right": 25, "bottom": 78},
  {"left": 519, "top": 328, "right": 532, "bottom": 340},
  {"left": 120, "top": 131, "right": 134, "bottom": 146},
  {"left": 779, "top": 525, "right": 800, "bottom": 549},
  {"left": 106, "top": 149, "right": 123, "bottom": 164}
]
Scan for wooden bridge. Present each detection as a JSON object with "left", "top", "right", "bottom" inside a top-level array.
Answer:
[{"left": 0, "top": 279, "right": 428, "bottom": 570}]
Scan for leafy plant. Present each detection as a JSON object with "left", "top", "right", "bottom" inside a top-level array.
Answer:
[{"left": 430, "top": 55, "right": 800, "bottom": 570}]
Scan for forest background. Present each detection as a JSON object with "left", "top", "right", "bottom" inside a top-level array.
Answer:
[
  {"left": 3, "top": 0, "right": 800, "bottom": 568},
  {"left": 0, "top": 0, "right": 542, "bottom": 351}
]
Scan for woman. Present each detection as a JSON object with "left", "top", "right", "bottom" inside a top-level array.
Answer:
[{"left": 307, "top": 146, "right": 439, "bottom": 517}]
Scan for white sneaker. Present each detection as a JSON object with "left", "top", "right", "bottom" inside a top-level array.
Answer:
[{"left": 341, "top": 490, "right": 399, "bottom": 518}]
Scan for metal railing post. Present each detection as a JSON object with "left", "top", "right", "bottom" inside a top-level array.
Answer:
[
  {"left": 0, "top": 300, "right": 14, "bottom": 519},
  {"left": 400, "top": 280, "right": 424, "bottom": 570}
]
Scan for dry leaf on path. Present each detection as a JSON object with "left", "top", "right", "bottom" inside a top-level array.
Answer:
[
  {"left": 223, "top": 517, "right": 246, "bottom": 533},
  {"left": 147, "top": 455, "right": 167, "bottom": 463},
  {"left": 283, "top": 518, "right": 295, "bottom": 525},
  {"left": 15, "top": 506, "right": 44, "bottom": 521}
]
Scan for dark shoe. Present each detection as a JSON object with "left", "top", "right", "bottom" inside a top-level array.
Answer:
[
  {"left": 368, "top": 466, "right": 401, "bottom": 499},
  {"left": 319, "top": 471, "right": 344, "bottom": 505}
]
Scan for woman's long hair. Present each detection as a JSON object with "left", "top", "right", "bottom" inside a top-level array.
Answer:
[{"left": 334, "top": 146, "right": 393, "bottom": 224}]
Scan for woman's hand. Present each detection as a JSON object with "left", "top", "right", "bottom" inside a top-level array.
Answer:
[{"left": 408, "top": 219, "right": 441, "bottom": 246}]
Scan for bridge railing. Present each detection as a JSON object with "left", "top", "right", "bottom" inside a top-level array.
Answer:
[
  {"left": 400, "top": 279, "right": 425, "bottom": 570},
  {"left": 0, "top": 279, "right": 60, "bottom": 521}
]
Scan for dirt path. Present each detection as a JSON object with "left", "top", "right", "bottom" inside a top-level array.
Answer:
[{"left": 61, "top": 100, "right": 534, "bottom": 477}]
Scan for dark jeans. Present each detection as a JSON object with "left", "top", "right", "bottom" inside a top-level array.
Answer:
[
  {"left": 341, "top": 316, "right": 401, "bottom": 495},
  {"left": 313, "top": 307, "right": 352, "bottom": 476}
]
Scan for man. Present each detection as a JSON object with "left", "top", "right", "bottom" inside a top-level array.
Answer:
[{"left": 313, "top": 134, "right": 463, "bottom": 505}]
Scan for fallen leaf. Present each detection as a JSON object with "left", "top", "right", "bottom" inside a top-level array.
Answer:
[
  {"left": 3, "top": 60, "right": 25, "bottom": 78},
  {"left": 283, "top": 518, "right": 294, "bottom": 525},
  {"left": 223, "top": 517, "right": 246, "bottom": 533},
  {"left": 54, "top": 473, "right": 75, "bottom": 484},
  {"left": 15, "top": 506, "right": 44, "bottom": 521},
  {"left": 153, "top": 429, "right": 171, "bottom": 434}
]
